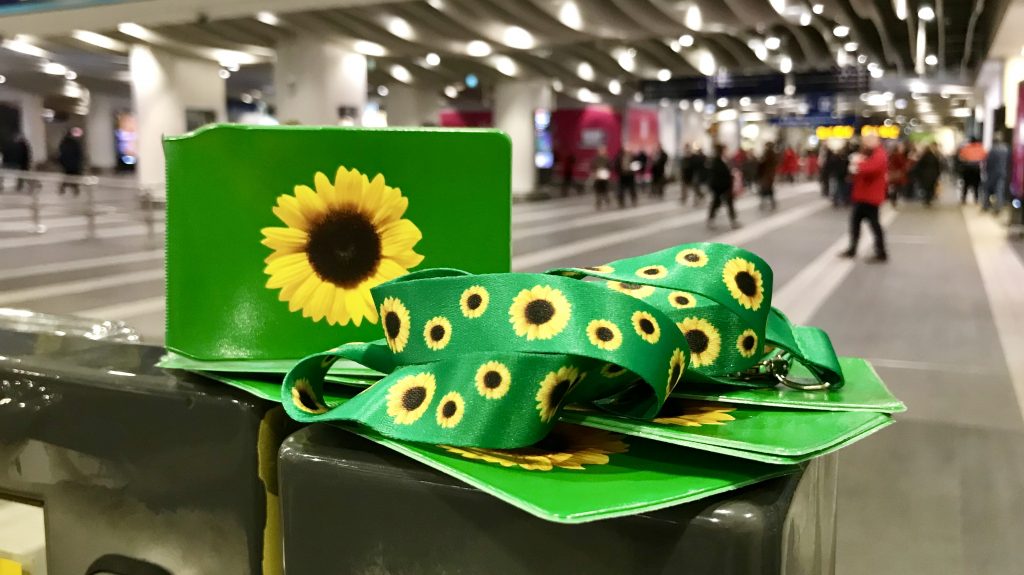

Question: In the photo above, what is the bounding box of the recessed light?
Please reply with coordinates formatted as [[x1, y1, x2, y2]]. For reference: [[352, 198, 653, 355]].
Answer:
[[765, 36, 781, 50], [717, 97, 728, 107], [493, 55, 518, 77], [42, 61, 67, 75], [844, 42, 858, 52], [390, 64, 412, 83], [833, 25, 850, 38], [577, 61, 594, 81], [657, 68, 672, 81], [679, 34, 694, 47], [218, 69, 231, 79], [559, 1, 583, 30], [503, 26, 534, 49], [444, 85, 458, 98], [608, 79, 621, 95], [425, 52, 441, 67], [466, 40, 492, 57], [812, 4, 824, 14], [386, 16, 414, 40], [256, 11, 279, 26], [925, 54, 938, 66], [353, 40, 386, 57], [918, 6, 935, 21]]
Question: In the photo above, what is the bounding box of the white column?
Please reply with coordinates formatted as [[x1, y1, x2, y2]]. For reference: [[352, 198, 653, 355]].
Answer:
[[18, 91, 47, 164], [716, 119, 740, 152], [274, 38, 367, 125], [658, 104, 679, 158], [494, 79, 552, 197], [130, 44, 226, 193], [386, 84, 440, 127], [85, 93, 119, 171]]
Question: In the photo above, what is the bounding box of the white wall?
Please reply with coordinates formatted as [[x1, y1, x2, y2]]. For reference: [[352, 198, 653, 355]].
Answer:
[[386, 84, 440, 127], [0, 86, 47, 164], [658, 104, 679, 158], [275, 37, 366, 125], [494, 79, 552, 197], [1003, 57, 1024, 130]]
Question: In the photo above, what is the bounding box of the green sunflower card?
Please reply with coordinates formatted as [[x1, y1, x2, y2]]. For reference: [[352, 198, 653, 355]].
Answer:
[[162, 125, 511, 363]]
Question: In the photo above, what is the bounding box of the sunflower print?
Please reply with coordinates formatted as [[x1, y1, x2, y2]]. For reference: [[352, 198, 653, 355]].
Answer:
[[459, 285, 490, 318], [676, 248, 709, 267], [667, 348, 685, 395], [601, 363, 629, 378], [655, 402, 737, 427], [668, 290, 698, 309], [584, 265, 615, 273], [262, 166, 424, 326], [475, 360, 512, 399], [423, 316, 453, 351], [435, 391, 465, 428], [677, 317, 721, 368], [722, 257, 765, 310], [386, 373, 436, 425], [606, 280, 656, 299], [631, 310, 661, 344], [442, 424, 628, 471], [635, 265, 668, 279], [736, 328, 759, 358], [509, 285, 572, 340], [535, 366, 583, 422], [379, 297, 411, 353], [586, 319, 624, 351], [291, 378, 329, 414]]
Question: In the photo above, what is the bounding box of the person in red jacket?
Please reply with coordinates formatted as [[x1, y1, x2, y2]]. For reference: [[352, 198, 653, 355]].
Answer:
[[840, 133, 888, 263]]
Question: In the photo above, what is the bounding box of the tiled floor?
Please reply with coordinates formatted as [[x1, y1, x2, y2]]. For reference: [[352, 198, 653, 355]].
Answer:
[[2, 180, 1022, 573]]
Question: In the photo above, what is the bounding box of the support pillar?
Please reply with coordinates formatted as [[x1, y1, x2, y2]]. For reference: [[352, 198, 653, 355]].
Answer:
[[494, 79, 553, 198], [130, 44, 226, 195], [274, 38, 366, 125], [86, 93, 120, 171], [385, 84, 440, 127], [17, 91, 47, 165]]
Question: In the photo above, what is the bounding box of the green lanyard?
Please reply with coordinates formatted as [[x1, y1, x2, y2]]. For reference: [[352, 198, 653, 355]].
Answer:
[[281, 243, 843, 449]]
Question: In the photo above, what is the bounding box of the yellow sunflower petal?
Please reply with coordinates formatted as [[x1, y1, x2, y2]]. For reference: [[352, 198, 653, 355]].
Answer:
[[359, 288, 379, 324], [272, 201, 309, 231], [374, 258, 409, 283], [261, 226, 308, 248], [265, 261, 313, 289], [315, 171, 339, 206], [293, 184, 327, 222], [373, 191, 408, 226], [345, 289, 366, 326], [287, 274, 323, 313], [264, 251, 309, 275], [328, 289, 351, 325], [380, 218, 423, 250], [306, 281, 335, 322]]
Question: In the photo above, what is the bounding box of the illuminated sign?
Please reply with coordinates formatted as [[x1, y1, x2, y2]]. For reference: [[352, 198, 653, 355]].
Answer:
[[816, 125, 900, 140]]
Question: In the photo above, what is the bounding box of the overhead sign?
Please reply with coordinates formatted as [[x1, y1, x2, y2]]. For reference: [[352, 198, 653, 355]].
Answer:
[[816, 125, 901, 140]]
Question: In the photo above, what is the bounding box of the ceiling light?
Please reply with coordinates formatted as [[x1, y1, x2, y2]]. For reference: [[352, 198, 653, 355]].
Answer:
[[615, 48, 636, 72], [768, 0, 787, 15], [765, 95, 777, 105], [669, 40, 681, 52], [748, 39, 769, 61], [717, 97, 728, 107], [493, 55, 518, 76], [503, 26, 534, 49], [353, 40, 386, 57], [390, 64, 412, 83], [42, 62, 67, 75], [679, 34, 694, 47], [465, 74, 478, 90], [117, 22, 154, 41], [718, 108, 739, 121], [765, 36, 781, 50], [608, 79, 621, 95], [693, 99, 705, 112], [256, 11, 279, 26], [837, 49, 849, 67], [633, 92, 643, 103], [857, 54, 868, 64], [444, 85, 459, 98], [812, 3, 824, 14], [909, 79, 928, 93], [685, 6, 702, 31], [918, 6, 935, 21], [427, 0, 444, 9], [559, 1, 583, 30], [799, 11, 812, 26], [833, 25, 850, 38], [552, 78, 564, 92], [71, 30, 125, 51], [576, 61, 594, 81], [844, 42, 858, 52], [466, 40, 492, 57], [740, 97, 751, 106], [657, 68, 672, 81], [386, 16, 414, 40], [925, 54, 938, 66], [377, 85, 389, 97], [64, 70, 77, 80], [218, 69, 231, 79], [0, 75, 6, 84], [785, 83, 796, 95], [894, 0, 908, 20], [425, 52, 441, 67], [679, 99, 690, 110], [576, 87, 597, 103], [951, 107, 972, 118], [870, 67, 884, 78], [3, 36, 49, 59], [697, 51, 716, 76], [780, 55, 793, 73], [240, 93, 254, 104]]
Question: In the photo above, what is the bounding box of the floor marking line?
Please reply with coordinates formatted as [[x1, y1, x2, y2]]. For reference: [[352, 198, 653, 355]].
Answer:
[[963, 206, 1024, 422], [76, 295, 165, 321], [1, 250, 163, 282], [0, 223, 164, 250], [0, 268, 165, 306]]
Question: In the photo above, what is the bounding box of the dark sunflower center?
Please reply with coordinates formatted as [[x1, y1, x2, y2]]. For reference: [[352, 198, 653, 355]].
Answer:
[[686, 330, 710, 354], [619, 282, 642, 290], [596, 326, 615, 341], [675, 295, 690, 306], [643, 268, 660, 275], [305, 208, 382, 288], [466, 293, 482, 309], [639, 318, 655, 334], [735, 271, 757, 296], [384, 312, 401, 340], [742, 335, 756, 350], [483, 370, 503, 389], [549, 379, 572, 407], [296, 387, 321, 411], [441, 400, 458, 418], [402, 386, 427, 411], [525, 299, 555, 325], [430, 324, 446, 341], [685, 253, 701, 262]]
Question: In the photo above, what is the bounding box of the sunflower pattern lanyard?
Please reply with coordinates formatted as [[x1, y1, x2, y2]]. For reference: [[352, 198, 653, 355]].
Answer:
[[281, 243, 843, 449]]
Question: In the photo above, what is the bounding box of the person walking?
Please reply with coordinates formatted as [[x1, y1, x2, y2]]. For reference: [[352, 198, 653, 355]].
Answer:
[[690, 145, 707, 205], [757, 142, 779, 211], [840, 133, 888, 263], [651, 146, 668, 198], [615, 147, 638, 208], [679, 145, 695, 204], [820, 148, 834, 198], [1, 133, 31, 193], [591, 146, 612, 210], [983, 133, 1010, 212], [916, 143, 942, 207], [707, 144, 740, 229], [888, 142, 909, 208], [58, 127, 85, 196], [957, 137, 986, 205], [560, 153, 576, 197]]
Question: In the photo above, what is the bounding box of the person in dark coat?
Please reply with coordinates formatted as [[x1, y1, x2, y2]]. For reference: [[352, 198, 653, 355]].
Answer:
[[650, 146, 668, 198], [983, 132, 1011, 212], [915, 144, 942, 207], [690, 146, 707, 205], [591, 146, 612, 210], [560, 153, 576, 197], [757, 142, 779, 211], [707, 144, 739, 229], [58, 128, 85, 196], [616, 147, 638, 208], [2, 133, 31, 192]]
